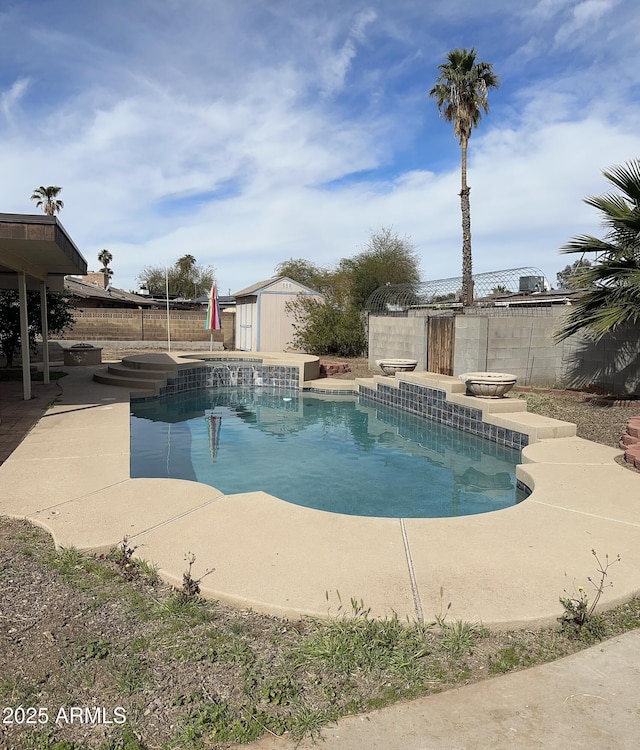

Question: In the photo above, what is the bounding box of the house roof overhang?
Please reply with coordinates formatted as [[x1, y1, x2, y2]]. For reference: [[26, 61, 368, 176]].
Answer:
[[0, 213, 88, 291]]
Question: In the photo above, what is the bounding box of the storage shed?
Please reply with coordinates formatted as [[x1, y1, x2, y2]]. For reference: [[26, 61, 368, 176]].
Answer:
[[233, 276, 323, 352]]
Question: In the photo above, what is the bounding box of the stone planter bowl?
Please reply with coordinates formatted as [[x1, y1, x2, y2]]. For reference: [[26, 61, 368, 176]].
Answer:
[[459, 371, 517, 398], [375, 358, 418, 376]]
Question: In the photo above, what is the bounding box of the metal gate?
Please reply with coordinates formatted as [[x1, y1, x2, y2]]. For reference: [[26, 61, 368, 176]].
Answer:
[[427, 315, 455, 376]]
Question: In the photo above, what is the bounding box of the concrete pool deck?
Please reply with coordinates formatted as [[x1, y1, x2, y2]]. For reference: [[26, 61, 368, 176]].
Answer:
[[1, 354, 639, 630], [2, 354, 640, 748]]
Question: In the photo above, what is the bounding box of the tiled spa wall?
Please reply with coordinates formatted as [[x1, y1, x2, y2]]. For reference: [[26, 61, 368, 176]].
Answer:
[[159, 361, 301, 397]]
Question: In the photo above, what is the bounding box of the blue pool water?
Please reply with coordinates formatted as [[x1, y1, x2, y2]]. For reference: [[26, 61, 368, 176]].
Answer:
[[130, 388, 524, 518]]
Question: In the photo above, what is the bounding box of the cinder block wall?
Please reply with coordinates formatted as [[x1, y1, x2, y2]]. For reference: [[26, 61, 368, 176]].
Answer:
[[367, 315, 429, 370], [59, 309, 234, 349], [559, 324, 640, 395], [483, 315, 562, 384], [453, 316, 488, 374], [369, 309, 640, 394]]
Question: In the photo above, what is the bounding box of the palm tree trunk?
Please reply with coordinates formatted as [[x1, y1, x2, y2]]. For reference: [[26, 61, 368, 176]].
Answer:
[[459, 137, 473, 306]]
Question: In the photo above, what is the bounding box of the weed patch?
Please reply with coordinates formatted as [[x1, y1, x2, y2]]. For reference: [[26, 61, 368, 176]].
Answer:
[[2, 518, 640, 749]]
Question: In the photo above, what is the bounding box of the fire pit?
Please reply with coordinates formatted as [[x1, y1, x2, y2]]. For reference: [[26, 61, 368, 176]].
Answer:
[[63, 343, 103, 367]]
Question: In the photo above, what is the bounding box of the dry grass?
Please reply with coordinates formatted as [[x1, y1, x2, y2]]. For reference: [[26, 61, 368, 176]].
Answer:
[[2, 517, 640, 750]]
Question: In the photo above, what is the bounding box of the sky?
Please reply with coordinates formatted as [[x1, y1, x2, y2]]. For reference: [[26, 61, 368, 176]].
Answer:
[[1, 0, 639, 296]]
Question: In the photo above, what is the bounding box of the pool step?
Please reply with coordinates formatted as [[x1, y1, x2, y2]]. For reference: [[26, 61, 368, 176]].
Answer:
[[93, 355, 179, 393], [106, 363, 169, 380], [93, 368, 164, 394]]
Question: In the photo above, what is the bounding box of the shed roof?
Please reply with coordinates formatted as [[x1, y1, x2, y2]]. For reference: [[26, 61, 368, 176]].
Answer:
[[233, 276, 321, 297]]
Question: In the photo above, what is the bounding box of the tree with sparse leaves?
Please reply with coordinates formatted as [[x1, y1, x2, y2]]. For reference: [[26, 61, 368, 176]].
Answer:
[[556, 259, 592, 290], [429, 48, 500, 306], [274, 259, 332, 294], [339, 227, 420, 310], [136, 255, 215, 298], [287, 296, 367, 357], [285, 227, 420, 356], [30, 186, 64, 216]]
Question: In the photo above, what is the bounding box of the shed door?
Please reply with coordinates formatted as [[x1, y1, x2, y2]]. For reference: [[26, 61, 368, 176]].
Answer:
[[237, 301, 254, 351], [427, 316, 455, 376]]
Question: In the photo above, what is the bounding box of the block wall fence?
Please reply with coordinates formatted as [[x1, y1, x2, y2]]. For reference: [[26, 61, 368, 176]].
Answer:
[[37, 304, 640, 395], [58, 308, 235, 349], [368, 308, 640, 395]]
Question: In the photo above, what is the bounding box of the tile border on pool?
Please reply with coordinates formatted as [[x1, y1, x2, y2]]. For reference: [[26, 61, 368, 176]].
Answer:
[[358, 380, 529, 451]]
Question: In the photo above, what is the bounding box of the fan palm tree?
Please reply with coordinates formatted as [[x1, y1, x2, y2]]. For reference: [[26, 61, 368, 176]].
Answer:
[[429, 48, 500, 306], [176, 254, 197, 275], [30, 185, 64, 216], [555, 160, 640, 342], [97, 249, 113, 271], [97, 249, 113, 280]]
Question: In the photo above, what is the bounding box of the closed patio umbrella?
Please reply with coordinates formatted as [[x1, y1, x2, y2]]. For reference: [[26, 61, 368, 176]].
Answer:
[[205, 282, 221, 349]]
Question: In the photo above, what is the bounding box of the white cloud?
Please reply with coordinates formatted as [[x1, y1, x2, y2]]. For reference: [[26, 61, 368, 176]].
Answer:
[[554, 0, 620, 47], [0, 0, 639, 295], [102, 104, 639, 294], [526, 0, 576, 23], [317, 8, 378, 96], [1, 77, 30, 123]]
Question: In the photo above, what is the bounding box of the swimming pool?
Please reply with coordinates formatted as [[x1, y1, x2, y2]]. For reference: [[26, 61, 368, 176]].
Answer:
[[130, 387, 524, 518]]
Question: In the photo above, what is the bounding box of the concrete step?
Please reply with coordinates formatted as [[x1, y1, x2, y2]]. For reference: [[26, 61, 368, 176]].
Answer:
[[93, 368, 163, 394], [120, 354, 183, 372], [106, 363, 169, 380]]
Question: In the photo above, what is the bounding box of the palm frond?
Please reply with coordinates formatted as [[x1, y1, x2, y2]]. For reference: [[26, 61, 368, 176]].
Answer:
[[556, 160, 640, 340], [560, 235, 619, 256], [602, 160, 640, 206]]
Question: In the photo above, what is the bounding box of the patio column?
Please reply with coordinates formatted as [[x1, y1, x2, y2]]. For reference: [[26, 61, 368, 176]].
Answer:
[[40, 280, 50, 384], [17, 271, 31, 401]]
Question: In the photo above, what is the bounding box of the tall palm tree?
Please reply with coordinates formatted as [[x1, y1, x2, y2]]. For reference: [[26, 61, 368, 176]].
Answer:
[[429, 48, 500, 306], [30, 185, 64, 216], [97, 249, 113, 271], [97, 249, 113, 280], [555, 160, 640, 342]]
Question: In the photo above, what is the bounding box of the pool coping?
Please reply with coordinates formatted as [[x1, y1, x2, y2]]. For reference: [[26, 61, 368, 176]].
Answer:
[[2, 353, 639, 630]]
